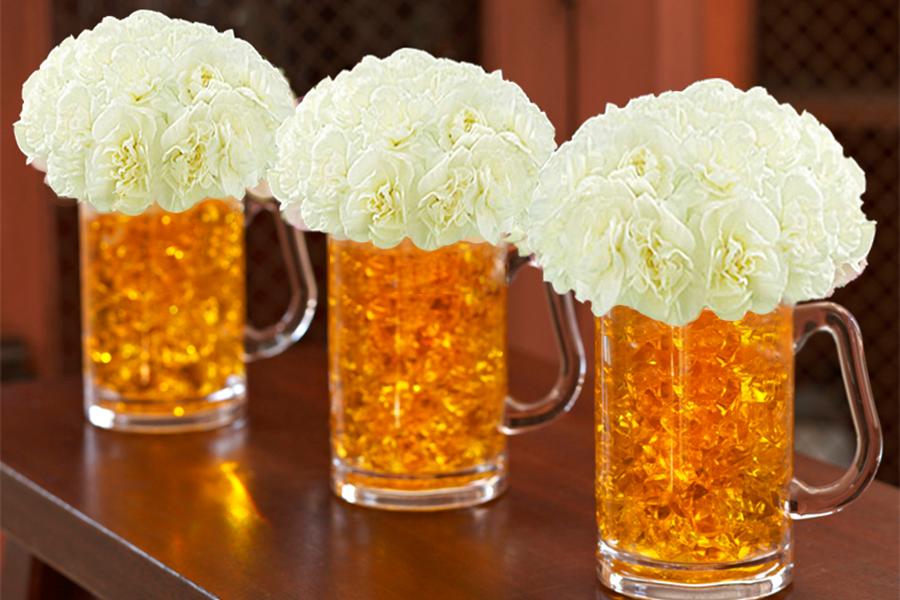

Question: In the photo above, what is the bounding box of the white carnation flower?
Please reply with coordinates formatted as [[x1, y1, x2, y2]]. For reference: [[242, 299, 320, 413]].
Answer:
[[298, 126, 352, 233], [363, 84, 425, 149], [44, 82, 94, 198], [14, 37, 76, 164], [410, 146, 479, 249], [468, 133, 536, 242], [546, 178, 633, 314], [85, 104, 162, 215], [606, 120, 681, 207], [697, 198, 787, 320], [103, 42, 175, 111], [823, 155, 875, 269], [341, 148, 416, 248], [14, 9, 295, 214], [159, 102, 222, 211], [685, 120, 767, 200], [620, 195, 703, 325], [205, 89, 274, 199], [269, 48, 555, 250], [777, 170, 835, 302], [741, 88, 804, 172]]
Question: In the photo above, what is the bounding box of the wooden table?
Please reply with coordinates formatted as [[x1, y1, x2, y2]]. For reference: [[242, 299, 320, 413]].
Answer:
[[2, 344, 898, 599]]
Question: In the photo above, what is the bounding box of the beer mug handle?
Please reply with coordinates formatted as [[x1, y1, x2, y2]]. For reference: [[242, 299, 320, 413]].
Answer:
[[789, 301, 882, 519], [243, 197, 318, 362], [501, 252, 587, 435]]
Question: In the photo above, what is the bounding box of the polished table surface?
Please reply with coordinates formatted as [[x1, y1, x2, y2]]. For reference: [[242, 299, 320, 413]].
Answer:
[[1, 343, 898, 600]]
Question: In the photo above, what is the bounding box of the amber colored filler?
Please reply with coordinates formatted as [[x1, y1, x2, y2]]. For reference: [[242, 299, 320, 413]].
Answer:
[[595, 305, 794, 584], [81, 199, 246, 416], [328, 238, 508, 491]]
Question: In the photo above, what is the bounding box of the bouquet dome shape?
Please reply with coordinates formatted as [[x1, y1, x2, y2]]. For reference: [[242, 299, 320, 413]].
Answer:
[[14, 10, 295, 214], [268, 48, 556, 250], [523, 79, 875, 326]]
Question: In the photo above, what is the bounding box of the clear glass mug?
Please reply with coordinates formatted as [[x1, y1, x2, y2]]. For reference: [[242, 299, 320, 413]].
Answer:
[[328, 237, 586, 510], [80, 197, 318, 433], [595, 303, 882, 599]]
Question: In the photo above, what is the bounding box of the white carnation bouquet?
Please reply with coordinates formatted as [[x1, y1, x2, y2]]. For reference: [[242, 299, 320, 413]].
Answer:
[[524, 79, 875, 325], [268, 48, 556, 250], [14, 10, 294, 215]]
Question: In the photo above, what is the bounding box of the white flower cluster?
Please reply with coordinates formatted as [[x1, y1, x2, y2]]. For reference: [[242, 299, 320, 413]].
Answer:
[[14, 10, 294, 214], [524, 79, 875, 325], [268, 48, 555, 250]]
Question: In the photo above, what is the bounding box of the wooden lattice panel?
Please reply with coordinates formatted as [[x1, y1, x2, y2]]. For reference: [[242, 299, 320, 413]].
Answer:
[[759, 0, 899, 91]]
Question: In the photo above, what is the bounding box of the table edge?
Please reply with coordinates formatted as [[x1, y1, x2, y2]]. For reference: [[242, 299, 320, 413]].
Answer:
[[1, 464, 215, 600]]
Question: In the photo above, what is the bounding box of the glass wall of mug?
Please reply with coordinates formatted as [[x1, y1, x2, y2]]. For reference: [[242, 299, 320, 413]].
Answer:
[[594, 303, 882, 599], [80, 197, 317, 433], [328, 237, 586, 510]]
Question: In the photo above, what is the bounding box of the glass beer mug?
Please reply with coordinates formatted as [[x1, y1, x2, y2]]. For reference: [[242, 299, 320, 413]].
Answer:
[[328, 237, 586, 510], [595, 303, 882, 599], [80, 197, 317, 432]]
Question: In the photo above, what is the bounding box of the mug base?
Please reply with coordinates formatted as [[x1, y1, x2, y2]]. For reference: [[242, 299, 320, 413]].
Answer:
[[597, 541, 792, 600], [84, 376, 247, 433], [331, 454, 508, 511]]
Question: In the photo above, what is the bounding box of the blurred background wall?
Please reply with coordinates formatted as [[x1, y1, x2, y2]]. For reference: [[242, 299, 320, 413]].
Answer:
[[2, 0, 897, 483]]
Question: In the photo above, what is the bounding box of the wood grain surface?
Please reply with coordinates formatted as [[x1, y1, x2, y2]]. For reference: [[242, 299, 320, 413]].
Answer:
[[2, 343, 897, 599]]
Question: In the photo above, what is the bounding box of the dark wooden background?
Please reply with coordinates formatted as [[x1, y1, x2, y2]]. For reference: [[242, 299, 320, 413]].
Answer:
[[1, 0, 897, 483]]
